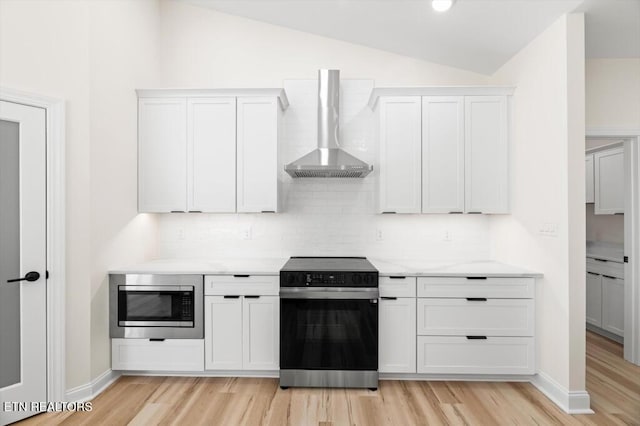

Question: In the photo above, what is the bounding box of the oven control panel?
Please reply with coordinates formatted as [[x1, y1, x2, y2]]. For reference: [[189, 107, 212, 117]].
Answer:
[[280, 271, 378, 287]]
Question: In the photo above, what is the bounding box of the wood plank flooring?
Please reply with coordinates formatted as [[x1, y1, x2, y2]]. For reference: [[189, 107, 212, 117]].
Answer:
[[18, 331, 640, 425]]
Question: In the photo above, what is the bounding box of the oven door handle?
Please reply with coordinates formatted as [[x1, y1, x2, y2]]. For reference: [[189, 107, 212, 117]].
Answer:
[[279, 288, 379, 299], [119, 285, 193, 292]]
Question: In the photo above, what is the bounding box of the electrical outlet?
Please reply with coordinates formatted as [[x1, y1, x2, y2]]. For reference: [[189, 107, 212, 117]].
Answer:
[[178, 228, 185, 240], [538, 222, 558, 237], [375, 229, 383, 241], [443, 230, 452, 241], [241, 226, 252, 240]]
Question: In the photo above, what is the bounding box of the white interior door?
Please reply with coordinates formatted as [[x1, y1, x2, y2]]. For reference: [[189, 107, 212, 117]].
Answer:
[[0, 101, 47, 425]]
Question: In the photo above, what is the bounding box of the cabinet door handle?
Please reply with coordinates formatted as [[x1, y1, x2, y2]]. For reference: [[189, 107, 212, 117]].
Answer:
[[381, 297, 397, 300], [466, 277, 487, 280], [224, 295, 240, 299], [388, 276, 406, 280], [245, 295, 260, 299], [466, 336, 487, 340], [149, 338, 165, 342], [233, 275, 250, 278], [466, 298, 487, 302]]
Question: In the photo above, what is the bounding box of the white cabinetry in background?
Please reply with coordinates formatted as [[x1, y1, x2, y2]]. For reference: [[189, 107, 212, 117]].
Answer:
[[372, 88, 512, 215], [594, 147, 624, 214], [378, 276, 417, 373], [585, 154, 594, 204], [137, 89, 288, 213], [586, 257, 624, 340], [204, 275, 279, 371]]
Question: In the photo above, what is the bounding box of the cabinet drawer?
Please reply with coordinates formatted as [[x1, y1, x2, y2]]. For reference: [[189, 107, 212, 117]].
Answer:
[[380, 276, 417, 298], [417, 277, 534, 298], [586, 258, 624, 279], [112, 338, 204, 371], [417, 299, 534, 337], [205, 275, 278, 296], [417, 336, 534, 375]]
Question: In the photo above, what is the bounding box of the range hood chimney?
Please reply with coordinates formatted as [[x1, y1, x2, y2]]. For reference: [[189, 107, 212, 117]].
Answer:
[[285, 69, 373, 178]]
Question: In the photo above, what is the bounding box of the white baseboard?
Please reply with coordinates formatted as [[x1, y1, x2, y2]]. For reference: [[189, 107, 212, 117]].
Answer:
[[121, 370, 279, 378], [65, 369, 121, 403], [532, 372, 593, 414]]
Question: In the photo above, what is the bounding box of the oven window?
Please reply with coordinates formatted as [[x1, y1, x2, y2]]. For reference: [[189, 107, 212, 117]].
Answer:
[[280, 299, 378, 370], [118, 289, 193, 323]]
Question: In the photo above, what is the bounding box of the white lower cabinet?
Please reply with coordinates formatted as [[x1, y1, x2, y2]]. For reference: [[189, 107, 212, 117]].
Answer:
[[379, 297, 416, 373], [416, 276, 535, 376], [205, 295, 279, 371], [417, 336, 534, 375], [112, 338, 204, 371], [586, 271, 603, 327], [602, 275, 624, 336]]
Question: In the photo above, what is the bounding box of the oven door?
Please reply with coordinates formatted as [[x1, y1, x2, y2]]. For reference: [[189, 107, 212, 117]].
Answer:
[[280, 288, 379, 371], [118, 285, 195, 327]]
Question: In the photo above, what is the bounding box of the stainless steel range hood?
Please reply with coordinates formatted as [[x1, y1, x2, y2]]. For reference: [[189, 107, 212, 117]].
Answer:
[[285, 70, 373, 178]]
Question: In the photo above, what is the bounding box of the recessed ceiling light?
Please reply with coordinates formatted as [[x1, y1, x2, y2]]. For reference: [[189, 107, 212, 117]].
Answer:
[[432, 0, 455, 13]]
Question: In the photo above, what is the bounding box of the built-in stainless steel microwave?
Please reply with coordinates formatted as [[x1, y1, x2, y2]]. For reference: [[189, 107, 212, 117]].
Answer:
[[109, 274, 203, 339]]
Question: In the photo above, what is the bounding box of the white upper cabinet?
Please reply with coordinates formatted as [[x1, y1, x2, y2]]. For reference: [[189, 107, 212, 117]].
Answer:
[[377, 96, 422, 214], [464, 96, 509, 214], [138, 98, 188, 212], [594, 147, 624, 214], [421, 97, 465, 213], [187, 97, 236, 212], [137, 89, 287, 213], [585, 154, 594, 204], [236, 97, 280, 213]]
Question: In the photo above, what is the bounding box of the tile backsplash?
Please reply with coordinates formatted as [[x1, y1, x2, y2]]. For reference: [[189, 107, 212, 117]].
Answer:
[[157, 79, 492, 261]]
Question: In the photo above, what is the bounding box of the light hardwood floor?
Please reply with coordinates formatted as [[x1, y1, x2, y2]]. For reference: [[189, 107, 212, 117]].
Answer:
[[18, 332, 640, 425]]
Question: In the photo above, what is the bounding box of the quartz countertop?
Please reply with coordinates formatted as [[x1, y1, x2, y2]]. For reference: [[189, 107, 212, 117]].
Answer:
[[369, 259, 542, 278], [110, 258, 541, 278], [586, 241, 624, 263]]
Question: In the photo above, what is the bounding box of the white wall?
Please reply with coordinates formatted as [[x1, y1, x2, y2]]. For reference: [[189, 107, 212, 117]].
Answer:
[[586, 58, 640, 130], [155, 0, 492, 262], [489, 13, 586, 395], [0, 0, 160, 389]]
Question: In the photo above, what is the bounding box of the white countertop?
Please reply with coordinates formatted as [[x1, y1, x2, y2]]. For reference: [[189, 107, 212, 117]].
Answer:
[[586, 241, 624, 263], [110, 258, 541, 278], [369, 259, 542, 278]]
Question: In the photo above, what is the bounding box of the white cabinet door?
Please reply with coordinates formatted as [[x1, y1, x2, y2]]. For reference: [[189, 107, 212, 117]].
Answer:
[[237, 97, 279, 213], [377, 96, 422, 214], [187, 97, 236, 212], [379, 297, 416, 373], [585, 272, 602, 327], [205, 296, 243, 370], [422, 97, 465, 213], [595, 147, 624, 214], [585, 154, 595, 204], [138, 98, 187, 212], [602, 276, 624, 336], [243, 296, 279, 370], [464, 96, 509, 214]]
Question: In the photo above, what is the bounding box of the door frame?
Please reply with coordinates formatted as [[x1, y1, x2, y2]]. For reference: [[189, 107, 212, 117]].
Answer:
[[587, 128, 640, 365], [0, 87, 66, 402]]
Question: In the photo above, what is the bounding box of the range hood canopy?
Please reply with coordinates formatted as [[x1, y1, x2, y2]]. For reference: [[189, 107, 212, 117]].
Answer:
[[285, 69, 373, 178]]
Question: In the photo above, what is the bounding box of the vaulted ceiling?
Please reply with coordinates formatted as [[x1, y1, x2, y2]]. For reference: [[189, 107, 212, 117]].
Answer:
[[180, 0, 640, 75]]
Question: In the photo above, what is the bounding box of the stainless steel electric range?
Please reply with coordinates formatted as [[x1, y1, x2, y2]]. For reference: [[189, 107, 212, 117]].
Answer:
[[279, 257, 379, 390]]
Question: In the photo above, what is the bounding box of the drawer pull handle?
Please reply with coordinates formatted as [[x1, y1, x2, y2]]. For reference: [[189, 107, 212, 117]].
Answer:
[[382, 211, 396, 214], [188, 210, 202, 213], [261, 210, 275, 213], [602, 275, 616, 279], [466, 336, 487, 340], [224, 295, 240, 299], [587, 271, 599, 276], [170, 210, 185, 213], [245, 295, 260, 299], [233, 275, 250, 278], [381, 297, 397, 300], [466, 298, 487, 301], [449, 211, 463, 214], [466, 277, 487, 280], [149, 338, 165, 342], [389, 276, 406, 279], [593, 258, 608, 262]]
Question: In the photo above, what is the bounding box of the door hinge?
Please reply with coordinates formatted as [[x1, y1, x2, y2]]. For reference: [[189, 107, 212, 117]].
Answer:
[[624, 256, 629, 263], [46, 270, 49, 279]]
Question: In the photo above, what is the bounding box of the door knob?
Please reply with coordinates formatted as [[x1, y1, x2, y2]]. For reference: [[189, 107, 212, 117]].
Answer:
[[7, 271, 40, 283]]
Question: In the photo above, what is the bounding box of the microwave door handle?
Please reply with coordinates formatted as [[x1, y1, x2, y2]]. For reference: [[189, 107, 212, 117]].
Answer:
[[119, 285, 193, 292]]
